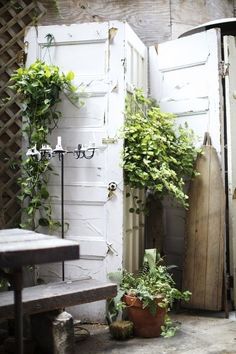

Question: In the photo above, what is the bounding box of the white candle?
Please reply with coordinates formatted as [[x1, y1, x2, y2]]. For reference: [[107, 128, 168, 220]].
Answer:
[[57, 136, 61, 147]]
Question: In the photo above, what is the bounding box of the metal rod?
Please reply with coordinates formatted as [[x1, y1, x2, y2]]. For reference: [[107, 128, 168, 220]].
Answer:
[[61, 152, 65, 281], [13, 267, 23, 354]]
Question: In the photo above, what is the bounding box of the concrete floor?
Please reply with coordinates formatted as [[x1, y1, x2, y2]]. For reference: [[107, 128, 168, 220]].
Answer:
[[75, 311, 236, 354]]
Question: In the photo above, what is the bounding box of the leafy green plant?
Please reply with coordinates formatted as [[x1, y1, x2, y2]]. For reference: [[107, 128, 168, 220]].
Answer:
[[10, 60, 80, 230], [123, 89, 200, 208], [109, 249, 191, 337]]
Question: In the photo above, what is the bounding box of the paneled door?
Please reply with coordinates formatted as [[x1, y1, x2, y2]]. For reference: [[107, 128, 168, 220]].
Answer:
[[25, 22, 126, 320]]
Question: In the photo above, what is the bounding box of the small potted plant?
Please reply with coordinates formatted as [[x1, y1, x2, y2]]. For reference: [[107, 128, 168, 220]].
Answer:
[[109, 249, 191, 338]]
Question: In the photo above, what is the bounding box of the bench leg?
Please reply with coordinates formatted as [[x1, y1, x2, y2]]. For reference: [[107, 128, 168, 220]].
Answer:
[[13, 267, 23, 354], [31, 310, 75, 354]]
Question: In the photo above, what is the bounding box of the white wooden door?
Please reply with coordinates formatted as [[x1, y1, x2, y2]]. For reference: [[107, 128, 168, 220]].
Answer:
[[123, 25, 147, 273], [149, 28, 224, 286], [25, 21, 147, 321], [25, 22, 127, 321], [224, 35, 236, 305]]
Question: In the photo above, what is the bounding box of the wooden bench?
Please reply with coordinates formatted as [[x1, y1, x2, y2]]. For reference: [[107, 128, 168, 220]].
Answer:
[[0, 278, 117, 319]]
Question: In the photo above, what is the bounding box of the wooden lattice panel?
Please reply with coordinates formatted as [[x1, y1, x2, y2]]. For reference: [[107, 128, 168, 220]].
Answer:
[[0, 0, 45, 229]]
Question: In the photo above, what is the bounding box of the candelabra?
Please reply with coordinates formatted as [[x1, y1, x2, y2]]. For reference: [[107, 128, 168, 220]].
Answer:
[[26, 137, 96, 280]]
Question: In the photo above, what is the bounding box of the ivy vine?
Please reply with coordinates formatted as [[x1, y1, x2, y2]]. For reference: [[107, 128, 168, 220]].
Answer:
[[123, 89, 200, 209], [10, 60, 80, 230]]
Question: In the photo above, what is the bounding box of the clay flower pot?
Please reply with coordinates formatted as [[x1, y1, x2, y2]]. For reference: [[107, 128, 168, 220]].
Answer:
[[123, 294, 167, 338]]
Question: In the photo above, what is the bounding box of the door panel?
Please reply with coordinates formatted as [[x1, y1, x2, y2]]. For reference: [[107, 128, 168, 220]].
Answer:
[[224, 35, 236, 305], [150, 29, 223, 155], [123, 23, 147, 272], [149, 29, 225, 302], [25, 22, 126, 321], [25, 21, 148, 320]]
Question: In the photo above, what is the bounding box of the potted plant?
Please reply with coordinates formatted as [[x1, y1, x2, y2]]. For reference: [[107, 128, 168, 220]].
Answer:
[[109, 249, 191, 338]]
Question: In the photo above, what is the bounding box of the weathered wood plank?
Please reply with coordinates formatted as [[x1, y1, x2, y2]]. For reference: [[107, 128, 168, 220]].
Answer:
[[172, 0, 234, 26], [182, 141, 225, 310], [171, 0, 234, 38], [0, 229, 79, 267], [191, 147, 210, 308], [205, 147, 225, 309], [39, 0, 233, 44], [0, 279, 117, 319], [224, 35, 236, 310], [182, 156, 200, 302], [39, 0, 171, 45]]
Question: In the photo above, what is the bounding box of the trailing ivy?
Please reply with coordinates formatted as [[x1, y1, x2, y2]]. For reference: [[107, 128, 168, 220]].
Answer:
[[123, 89, 200, 208], [10, 60, 80, 230]]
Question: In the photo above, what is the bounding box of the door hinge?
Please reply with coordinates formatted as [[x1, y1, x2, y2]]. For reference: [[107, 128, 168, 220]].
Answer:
[[121, 58, 127, 73], [106, 242, 118, 255], [102, 137, 117, 144], [109, 27, 118, 43], [219, 61, 229, 77], [226, 274, 234, 289]]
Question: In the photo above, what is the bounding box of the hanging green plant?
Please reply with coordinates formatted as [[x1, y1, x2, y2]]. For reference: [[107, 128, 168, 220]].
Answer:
[[123, 89, 200, 209], [10, 60, 81, 230]]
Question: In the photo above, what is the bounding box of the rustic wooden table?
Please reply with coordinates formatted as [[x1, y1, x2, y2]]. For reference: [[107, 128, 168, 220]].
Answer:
[[0, 228, 80, 354]]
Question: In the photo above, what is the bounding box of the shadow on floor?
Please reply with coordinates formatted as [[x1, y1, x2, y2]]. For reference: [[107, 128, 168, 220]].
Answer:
[[75, 311, 236, 354]]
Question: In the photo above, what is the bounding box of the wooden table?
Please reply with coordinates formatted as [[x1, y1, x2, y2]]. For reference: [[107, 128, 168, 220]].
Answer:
[[0, 228, 80, 354]]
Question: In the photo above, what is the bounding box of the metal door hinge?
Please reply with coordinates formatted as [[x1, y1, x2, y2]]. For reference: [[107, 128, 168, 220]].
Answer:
[[109, 27, 118, 43], [226, 274, 234, 289], [121, 58, 127, 73], [233, 188, 236, 199], [16, 50, 26, 66], [106, 242, 118, 255], [219, 61, 229, 77], [102, 137, 117, 144]]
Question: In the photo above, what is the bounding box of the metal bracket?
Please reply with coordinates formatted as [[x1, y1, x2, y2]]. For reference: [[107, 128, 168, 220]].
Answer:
[[219, 61, 229, 77], [233, 188, 236, 199], [106, 242, 118, 255], [102, 137, 117, 144], [109, 27, 118, 42], [226, 274, 234, 289]]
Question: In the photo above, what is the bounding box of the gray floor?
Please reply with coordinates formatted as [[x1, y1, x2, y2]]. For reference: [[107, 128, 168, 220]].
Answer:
[[75, 311, 236, 354]]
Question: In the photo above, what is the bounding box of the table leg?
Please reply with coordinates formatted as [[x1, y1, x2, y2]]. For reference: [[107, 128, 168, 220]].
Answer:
[[13, 267, 23, 354]]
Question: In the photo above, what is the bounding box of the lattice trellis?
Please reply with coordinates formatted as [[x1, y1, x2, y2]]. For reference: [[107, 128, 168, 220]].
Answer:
[[0, 0, 45, 229]]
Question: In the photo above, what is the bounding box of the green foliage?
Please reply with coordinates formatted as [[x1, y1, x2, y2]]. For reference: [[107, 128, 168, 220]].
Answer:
[[11, 60, 79, 141], [161, 314, 179, 338], [123, 89, 200, 208], [10, 60, 80, 230], [108, 249, 191, 337]]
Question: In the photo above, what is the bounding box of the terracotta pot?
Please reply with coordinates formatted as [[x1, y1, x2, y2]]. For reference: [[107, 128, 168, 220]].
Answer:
[[123, 294, 166, 338]]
